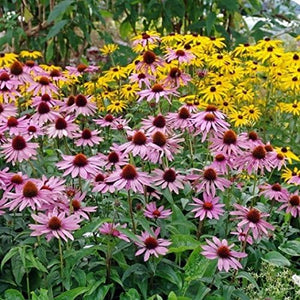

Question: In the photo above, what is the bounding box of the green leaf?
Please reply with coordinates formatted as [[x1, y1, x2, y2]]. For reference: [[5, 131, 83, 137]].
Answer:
[[1, 247, 19, 270], [168, 235, 200, 253], [11, 256, 25, 285], [4, 289, 24, 300], [168, 292, 177, 300], [31, 289, 49, 300], [55, 287, 89, 300], [47, 0, 74, 23], [279, 241, 300, 256], [46, 20, 68, 40], [206, 12, 216, 35], [262, 251, 291, 267], [120, 20, 132, 40], [236, 271, 259, 290], [122, 264, 148, 282], [120, 288, 141, 300], [26, 251, 48, 273], [156, 264, 182, 289], [74, 217, 111, 238]]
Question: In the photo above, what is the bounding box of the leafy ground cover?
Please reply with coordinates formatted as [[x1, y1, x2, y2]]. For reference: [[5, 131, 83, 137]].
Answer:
[[0, 32, 299, 299]]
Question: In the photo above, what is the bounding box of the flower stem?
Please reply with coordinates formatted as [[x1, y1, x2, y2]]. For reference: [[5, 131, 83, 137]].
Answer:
[[105, 240, 113, 284], [196, 219, 204, 240], [128, 190, 136, 234], [58, 238, 64, 287]]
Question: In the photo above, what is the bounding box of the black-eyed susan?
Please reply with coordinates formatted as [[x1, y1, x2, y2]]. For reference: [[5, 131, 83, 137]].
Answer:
[[280, 101, 300, 115], [217, 97, 237, 114], [281, 167, 300, 182], [19, 50, 42, 59], [100, 44, 119, 56], [229, 111, 249, 127], [0, 52, 18, 67], [201, 85, 227, 103], [107, 100, 127, 113], [231, 43, 255, 58], [274, 146, 299, 164], [204, 36, 226, 52], [121, 83, 140, 99], [254, 45, 284, 64], [241, 104, 261, 122], [235, 86, 255, 102], [104, 66, 128, 81], [207, 52, 233, 69], [281, 74, 300, 91]]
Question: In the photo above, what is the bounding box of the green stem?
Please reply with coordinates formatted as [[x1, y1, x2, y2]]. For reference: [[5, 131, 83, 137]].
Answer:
[[26, 270, 30, 300], [58, 238, 64, 285], [196, 219, 204, 240], [128, 190, 136, 234]]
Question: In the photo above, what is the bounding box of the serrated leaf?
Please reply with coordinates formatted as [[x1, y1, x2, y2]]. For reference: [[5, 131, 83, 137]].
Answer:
[[54, 287, 89, 300], [4, 289, 24, 300], [47, 0, 74, 23], [279, 240, 300, 256], [262, 251, 291, 267], [26, 251, 48, 273], [46, 20, 68, 40], [1, 247, 19, 270]]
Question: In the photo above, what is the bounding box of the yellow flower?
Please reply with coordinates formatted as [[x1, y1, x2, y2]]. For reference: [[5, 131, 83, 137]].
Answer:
[[217, 97, 237, 114], [229, 111, 249, 127], [120, 84, 139, 99], [104, 66, 128, 81], [100, 44, 119, 55], [254, 46, 284, 64], [241, 104, 261, 122], [204, 36, 226, 52], [280, 74, 300, 91], [200, 85, 227, 103], [0, 52, 18, 67], [107, 100, 127, 113], [274, 147, 299, 164], [207, 53, 232, 69], [234, 86, 255, 103], [19, 50, 42, 59], [281, 167, 300, 182], [231, 43, 255, 58]]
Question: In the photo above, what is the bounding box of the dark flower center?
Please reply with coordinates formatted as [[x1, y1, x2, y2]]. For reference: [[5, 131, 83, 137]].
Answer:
[[203, 201, 213, 210], [178, 107, 190, 119], [7, 116, 18, 127], [210, 86, 216, 92], [75, 94, 87, 107], [203, 168, 217, 181], [41, 94, 51, 101], [153, 115, 166, 128], [0, 72, 10, 81], [175, 50, 185, 57], [138, 73, 146, 79], [12, 136, 26, 150], [163, 169, 176, 182], [39, 76, 50, 85], [281, 147, 287, 153], [246, 208, 260, 223], [50, 69, 61, 77], [72, 199, 81, 211], [25, 60, 35, 67], [132, 131, 147, 145], [252, 146, 266, 159], [152, 209, 161, 217], [48, 216, 61, 230], [38, 102, 50, 114], [276, 153, 284, 160], [81, 129, 92, 139], [77, 63, 87, 72], [204, 113, 216, 121], [142, 32, 150, 39], [292, 76, 298, 82], [215, 154, 225, 162], [146, 186, 155, 193], [206, 105, 217, 112], [265, 144, 273, 152], [104, 114, 114, 122], [108, 151, 119, 163], [121, 164, 137, 180], [144, 236, 158, 249], [23, 181, 38, 198], [143, 51, 156, 65], [95, 173, 105, 182], [55, 118, 67, 130], [271, 183, 281, 191], [217, 54, 223, 59], [248, 131, 258, 141], [290, 195, 300, 206], [223, 130, 237, 145], [152, 131, 167, 147], [151, 84, 164, 93], [73, 154, 88, 167], [169, 67, 181, 78], [67, 96, 75, 106], [217, 245, 230, 258], [10, 61, 23, 75], [11, 174, 23, 184], [293, 54, 299, 60], [28, 125, 37, 133]]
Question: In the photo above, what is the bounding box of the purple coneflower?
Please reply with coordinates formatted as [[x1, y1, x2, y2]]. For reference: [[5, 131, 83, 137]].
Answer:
[[0, 103, 17, 121], [46, 115, 79, 139], [231, 228, 253, 245], [73, 128, 103, 147], [27, 76, 58, 95], [166, 106, 195, 133], [141, 114, 170, 135], [136, 50, 164, 74], [259, 182, 289, 202], [66, 94, 97, 117], [152, 168, 185, 194], [0, 115, 28, 135], [278, 193, 300, 217], [1, 135, 38, 164], [66, 63, 98, 76], [165, 48, 195, 64], [230, 204, 274, 240], [31, 101, 60, 125], [135, 227, 171, 261], [94, 114, 121, 128], [98, 146, 129, 170], [56, 153, 102, 179], [106, 164, 150, 193], [32, 93, 61, 108], [209, 153, 232, 174], [163, 67, 191, 88], [99, 222, 130, 242], [9, 61, 33, 84], [29, 208, 81, 242], [201, 237, 247, 272], [0, 71, 19, 90], [144, 202, 172, 219], [191, 193, 225, 220], [25, 122, 44, 138], [92, 172, 118, 194], [129, 72, 155, 88]]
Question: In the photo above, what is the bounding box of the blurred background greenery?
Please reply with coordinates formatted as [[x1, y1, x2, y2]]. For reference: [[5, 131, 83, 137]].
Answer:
[[0, 0, 299, 65]]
